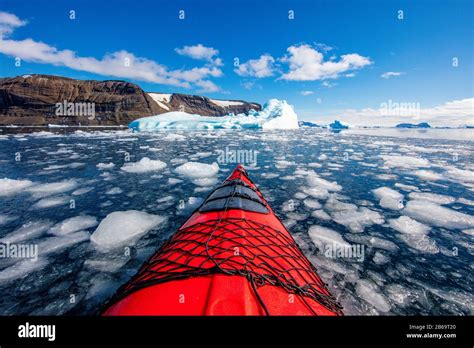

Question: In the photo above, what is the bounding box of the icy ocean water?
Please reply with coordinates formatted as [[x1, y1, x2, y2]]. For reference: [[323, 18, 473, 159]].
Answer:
[[0, 128, 473, 315]]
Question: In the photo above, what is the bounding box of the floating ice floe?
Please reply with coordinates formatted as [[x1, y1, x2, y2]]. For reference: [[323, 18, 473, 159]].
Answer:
[[175, 162, 219, 179], [128, 99, 299, 131], [120, 157, 167, 173], [355, 279, 391, 313], [380, 155, 430, 169], [444, 167, 474, 186], [372, 251, 390, 265], [308, 225, 351, 250], [49, 215, 98, 236], [388, 216, 439, 254], [332, 207, 384, 233], [32, 195, 70, 209], [407, 192, 455, 205], [413, 170, 443, 181], [0, 178, 33, 196], [0, 258, 49, 283], [373, 187, 404, 210], [96, 162, 115, 170], [38, 231, 90, 256], [0, 220, 53, 244], [27, 180, 78, 198], [162, 133, 186, 141], [402, 200, 474, 230], [106, 187, 123, 195], [91, 210, 167, 250]]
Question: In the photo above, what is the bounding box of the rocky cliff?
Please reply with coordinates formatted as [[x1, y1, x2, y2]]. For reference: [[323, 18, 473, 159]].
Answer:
[[0, 75, 261, 126]]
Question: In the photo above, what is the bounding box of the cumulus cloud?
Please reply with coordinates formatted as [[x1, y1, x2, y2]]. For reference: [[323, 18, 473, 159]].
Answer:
[[0, 12, 222, 91], [337, 98, 474, 127], [300, 90, 314, 96], [175, 44, 222, 66], [0, 11, 26, 35], [381, 71, 404, 79], [234, 54, 275, 78], [280, 44, 372, 81]]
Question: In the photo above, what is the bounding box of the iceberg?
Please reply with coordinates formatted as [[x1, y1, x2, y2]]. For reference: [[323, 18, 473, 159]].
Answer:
[[128, 99, 299, 131]]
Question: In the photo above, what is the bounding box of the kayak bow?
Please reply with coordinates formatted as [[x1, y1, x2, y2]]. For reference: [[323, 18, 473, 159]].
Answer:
[[103, 164, 343, 316]]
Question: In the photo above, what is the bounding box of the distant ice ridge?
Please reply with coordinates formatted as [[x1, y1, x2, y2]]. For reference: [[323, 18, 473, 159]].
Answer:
[[128, 99, 299, 131]]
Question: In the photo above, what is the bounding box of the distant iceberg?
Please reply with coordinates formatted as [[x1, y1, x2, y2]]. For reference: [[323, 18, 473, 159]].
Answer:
[[129, 99, 299, 131]]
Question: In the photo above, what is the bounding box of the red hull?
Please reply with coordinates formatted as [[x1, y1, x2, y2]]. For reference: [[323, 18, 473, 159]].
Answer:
[[103, 165, 342, 316]]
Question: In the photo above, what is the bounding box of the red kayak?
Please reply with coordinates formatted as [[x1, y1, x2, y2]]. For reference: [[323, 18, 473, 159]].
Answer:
[[103, 164, 342, 316]]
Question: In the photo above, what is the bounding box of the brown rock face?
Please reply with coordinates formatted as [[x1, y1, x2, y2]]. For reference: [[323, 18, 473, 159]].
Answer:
[[0, 75, 261, 126], [164, 93, 261, 116], [0, 75, 164, 125]]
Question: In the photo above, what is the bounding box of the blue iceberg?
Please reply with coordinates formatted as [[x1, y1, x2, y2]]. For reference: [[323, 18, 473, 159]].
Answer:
[[129, 99, 299, 131]]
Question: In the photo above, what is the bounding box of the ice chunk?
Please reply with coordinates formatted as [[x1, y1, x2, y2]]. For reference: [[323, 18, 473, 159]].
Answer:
[[307, 174, 342, 192], [0, 258, 49, 282], [49, 215, 98, 236], [120, 157, 167, 173], [414, 170, 443, 181], [355, 279, 391, 312], [162, 133, 186, 141], [389, 216, 430, 235], [32, 195, 70, 209], [167, 178, 183, 185], [38, 231, 90, 255], [394, 183, 419, 192], [445, 168, 474, 184], [408, 192, 455, 205], [332, 207, 384, 233], [463, 229, 474, 236], [1, 220, 53, 243], [389, 216, 438, 254], [175, 162, 219, 179], [106, 187, 123, 195], [303, 199, 322, 209], [96, 162, 115, 170], [27, 180, 78, 198], [373, 187, 404, 210], [308, 225, 351, 250], [128, 99, 299, 131], [380, 155, 430, 169], [403, 200, 474, 230], [373, 251, 390, 265], [0, 178, 33, 196], [91, 210, 167, 250], [192, 177, 218, 187], [311, 209, 331, 220]]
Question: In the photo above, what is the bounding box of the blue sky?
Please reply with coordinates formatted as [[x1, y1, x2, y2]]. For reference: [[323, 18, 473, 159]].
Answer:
[[0, 0, 472, 125]]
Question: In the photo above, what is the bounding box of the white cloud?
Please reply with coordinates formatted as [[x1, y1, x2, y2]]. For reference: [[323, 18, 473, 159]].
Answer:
[[280, 44, 372, 81], [322, 81, 337, 88], [194, 79, 220, 93], [234, 54, 275, 78], [381, 71, 404, 79], [337, 98, 474, 127], [0, 12, 222, 91], [300, 90, 314, 96], [0, 12, 26, 35], [175, 44, 222, 66]]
